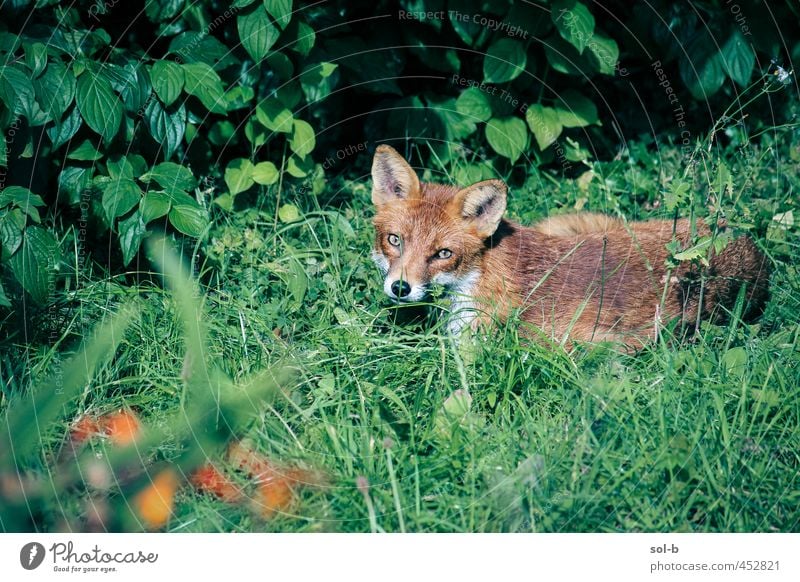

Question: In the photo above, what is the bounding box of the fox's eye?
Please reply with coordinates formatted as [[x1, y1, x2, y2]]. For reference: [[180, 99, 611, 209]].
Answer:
[[387, 234, 401, 247], [436, 248, 453, 259]]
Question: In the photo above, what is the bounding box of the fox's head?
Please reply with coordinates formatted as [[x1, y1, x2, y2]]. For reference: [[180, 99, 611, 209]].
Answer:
[[371, 144, 507, 302]]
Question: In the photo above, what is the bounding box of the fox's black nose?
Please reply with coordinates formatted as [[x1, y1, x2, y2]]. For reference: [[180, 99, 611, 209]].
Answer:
[[391, 280, 411, 298]]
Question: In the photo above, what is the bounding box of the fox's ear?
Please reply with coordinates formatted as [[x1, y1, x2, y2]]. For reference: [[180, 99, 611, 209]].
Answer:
[[371, 145, 420, 206], [455, 180, 507, 238]]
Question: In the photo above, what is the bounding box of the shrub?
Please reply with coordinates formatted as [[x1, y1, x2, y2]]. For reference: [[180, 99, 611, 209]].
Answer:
[[0, 0, 794, 308]]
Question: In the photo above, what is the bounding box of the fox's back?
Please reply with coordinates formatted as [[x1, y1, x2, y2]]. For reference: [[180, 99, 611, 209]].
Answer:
[[479, 216, 769, 345]]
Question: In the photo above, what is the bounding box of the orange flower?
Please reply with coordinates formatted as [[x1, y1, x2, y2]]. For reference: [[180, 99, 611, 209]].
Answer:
[[255, 477, 294, 519], [227, 441, 273, 477], [101, 409, 141, 445], [70, 415, 101, 444], [227, 440, 327, 519], [133, 469, 179, 530], [190, 464, 243, 502]]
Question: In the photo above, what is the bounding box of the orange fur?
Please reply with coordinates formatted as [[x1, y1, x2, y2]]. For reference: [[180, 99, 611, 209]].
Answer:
[[371, 145, 770, 348], [534, 212, 622, 236]]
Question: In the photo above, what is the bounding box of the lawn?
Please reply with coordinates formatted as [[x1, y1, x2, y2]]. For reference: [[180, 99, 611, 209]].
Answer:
[[2, 129, 798, 532]]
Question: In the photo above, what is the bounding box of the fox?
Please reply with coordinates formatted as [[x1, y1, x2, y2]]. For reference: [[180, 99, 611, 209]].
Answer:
[[370, 144, 770, 348]]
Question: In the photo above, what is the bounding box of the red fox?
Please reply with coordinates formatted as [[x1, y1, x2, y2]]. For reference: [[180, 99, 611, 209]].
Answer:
[[370, 144, 770, 348]]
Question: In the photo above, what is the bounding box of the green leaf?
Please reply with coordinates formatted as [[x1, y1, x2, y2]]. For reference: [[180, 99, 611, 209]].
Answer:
[[286, 155, 311, 178], [526, 105, 563, 150], [285, 258, 307, 304], [544, 35, 592, 75], [483, 39, 527, 84], [0, 31, 20, 53], [0, 187, 43, 224], [144, 0, 183, 21], [213, 193, 234, 211], [289, 119, 315, 157], [141, 162, 197, 193], [586, 34, 619, 75], [434, 97, 477, 140], [456, 87, 492, 122], [146, 98, 186, 160], [334, 213, 355, 238], [76, 71, 123, 143], [33, 61, 76, 120], [714, 161, 733, 198], [680, 34, 726, 99], [53, 29, 110, 59], [126, 154, 148, 176], [238, 5, 280, 62], [48, 106, 82, 150], [224, 85, 255, 111], [150, 60, 185, 106], [245, 118, 267, 147], [102, 178, 142, 222], [169, 205, 209, 237], [442, 389, 472, 418], [107, 155, 135, 180], [182, 62, 227, 113], [161, 188, 196, 207], [169, 32, 235, 68], [57, 166, 93, 206], [255, 98, 293, 132], [265, 0, 293, 29], [0, 65, 36, 118], [0, 185, 46, 209], [410, 44, 461, 74], [712, 230, 733, 255], [118, 211, 147, 266], [278, 203, 301, 223], [448, 2, 485, 46], [252, 161, 279, 185], [0, 281, 10, 307], [485, 116, 528, 163], [554, 90, 598, 128], [453, 164, 495, 186], [664, 180, 690, 212], [293, 20, 315, 56], [208, 120, 236, 146], [0, 208, 25, 260], [552, 0, 595, 54], [24, 42, 48, 78], [721, 31, 755, 87], [140, 191, 171, 223], [266, 52, 294, 80], [225, 158, 255, 195], [300, 62, 338, 102], [119, 63, 152, 113], [722, 346, 747, 378], [317, 374, 335, 395], [673, 236, 713, 264], [67, 139, 103, 161], [9, 226, 59, 304]]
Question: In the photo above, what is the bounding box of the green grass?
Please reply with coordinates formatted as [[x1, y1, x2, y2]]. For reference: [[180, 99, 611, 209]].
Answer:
[[2, 129, 800, 532]]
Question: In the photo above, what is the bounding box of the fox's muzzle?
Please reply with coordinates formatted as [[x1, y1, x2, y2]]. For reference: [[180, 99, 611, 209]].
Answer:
[[383, 276, 427, 302]]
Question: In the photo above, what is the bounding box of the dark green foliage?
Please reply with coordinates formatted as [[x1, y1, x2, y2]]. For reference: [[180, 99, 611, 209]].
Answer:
[[2, 0, 797, 307]]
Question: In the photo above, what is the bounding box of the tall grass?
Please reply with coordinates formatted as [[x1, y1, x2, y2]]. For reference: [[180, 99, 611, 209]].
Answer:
[[2, 112, 799, 531]]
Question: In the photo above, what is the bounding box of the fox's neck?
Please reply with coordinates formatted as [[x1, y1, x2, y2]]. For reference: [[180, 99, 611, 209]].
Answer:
[[482, 219, 546, 276], [449, 220, 546, 327]]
